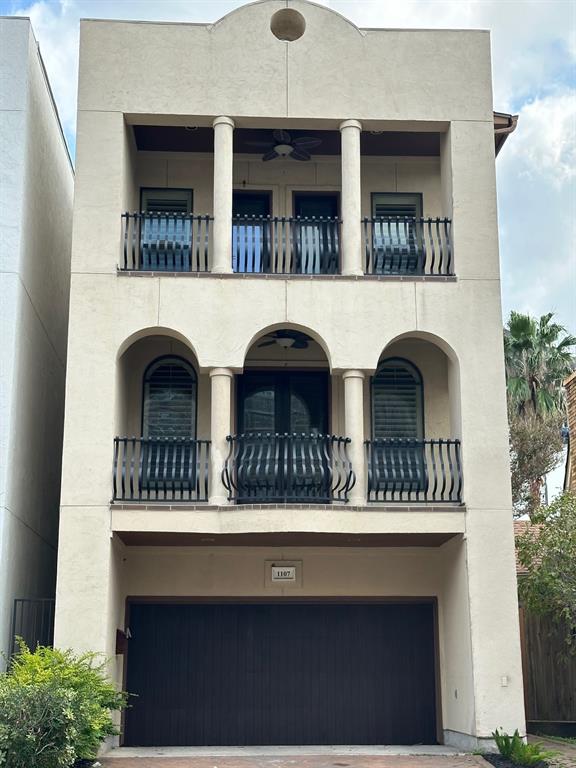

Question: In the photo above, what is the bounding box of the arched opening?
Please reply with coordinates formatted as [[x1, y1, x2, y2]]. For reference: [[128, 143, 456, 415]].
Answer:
[[222, 326, 353, 503], [240, 326, 330, 436], [114, 334, 209, 502], [366, 336, 462, 503]]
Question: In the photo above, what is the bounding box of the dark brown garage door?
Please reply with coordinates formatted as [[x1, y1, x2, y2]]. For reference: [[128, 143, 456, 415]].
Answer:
[[124, 602, 437, 746]]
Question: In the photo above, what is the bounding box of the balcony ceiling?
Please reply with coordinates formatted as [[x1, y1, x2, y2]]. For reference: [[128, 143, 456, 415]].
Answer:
[[116, 531, 459, 547], [133, 125, 442, 156]]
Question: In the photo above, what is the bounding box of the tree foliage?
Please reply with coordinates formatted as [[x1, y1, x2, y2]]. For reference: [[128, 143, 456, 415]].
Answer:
[[504, 311, 574, 511], [0, 643, 128, 767], [517, 492, 576, 651], [504, 311, 575, 417], [509, 409, 564, 516]]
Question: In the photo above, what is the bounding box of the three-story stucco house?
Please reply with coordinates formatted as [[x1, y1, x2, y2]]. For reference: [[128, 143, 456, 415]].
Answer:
[[0, 17, 73, 663], [54, 0, 525, 749]]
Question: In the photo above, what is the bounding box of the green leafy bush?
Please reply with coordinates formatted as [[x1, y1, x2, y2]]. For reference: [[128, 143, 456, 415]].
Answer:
[[492, 729, 558, 766], [0, 677, 76, 768], [0, 642, 127, 766]]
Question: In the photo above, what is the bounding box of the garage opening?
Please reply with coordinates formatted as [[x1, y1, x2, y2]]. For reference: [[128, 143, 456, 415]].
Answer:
[[124, 601, 438, 746]]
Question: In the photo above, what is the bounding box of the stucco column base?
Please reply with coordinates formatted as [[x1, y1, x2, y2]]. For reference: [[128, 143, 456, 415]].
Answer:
[[339, 119, 363, 277], [212, 116, 234, 274], [209, 367, 234, 505], [343, 369, 366, 505], [444, 730, 499, 752]]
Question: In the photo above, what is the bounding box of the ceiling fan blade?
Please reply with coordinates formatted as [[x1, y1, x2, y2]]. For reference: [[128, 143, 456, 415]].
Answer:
[[292, 340, 309, 349], [244, 140, 275, 148], [273, 129, 291, 144], [262, 149, 279, 162], [290, 148, 311, 161], [292, 137, 322, 149], [258, 339, 277, 347]]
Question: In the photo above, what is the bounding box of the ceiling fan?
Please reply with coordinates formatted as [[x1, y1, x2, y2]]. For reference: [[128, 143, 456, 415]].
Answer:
[[258, 330, 311, 349], [246, 129, 322, 162]]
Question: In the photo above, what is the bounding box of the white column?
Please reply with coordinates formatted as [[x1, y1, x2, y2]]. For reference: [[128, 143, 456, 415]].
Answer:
[[343, 369, 366, 505], [209, 367, 234, 505], [212, 116, 235, 274], [339, 119, 363, 276]]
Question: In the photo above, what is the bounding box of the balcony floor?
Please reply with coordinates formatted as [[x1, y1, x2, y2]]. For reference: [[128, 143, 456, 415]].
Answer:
[[110, 501, 466, 546]]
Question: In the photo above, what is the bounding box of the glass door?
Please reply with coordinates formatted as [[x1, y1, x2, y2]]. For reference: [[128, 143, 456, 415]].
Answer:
[[237, 372, 329, 501], [293, 193, 339, 274], [232, 191, 271, 272]]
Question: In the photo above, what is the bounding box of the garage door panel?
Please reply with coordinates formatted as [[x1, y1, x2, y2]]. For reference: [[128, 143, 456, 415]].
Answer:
[[124, 602, 437, 746]]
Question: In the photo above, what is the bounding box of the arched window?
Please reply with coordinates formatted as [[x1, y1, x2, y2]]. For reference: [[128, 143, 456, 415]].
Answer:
[[372, 358, 424, 439], [142, 357, 197, 439]]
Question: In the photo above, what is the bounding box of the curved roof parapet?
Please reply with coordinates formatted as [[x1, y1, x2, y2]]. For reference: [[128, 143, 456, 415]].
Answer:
[[211, 0, 365, 37], [494, 111, 519, 156]]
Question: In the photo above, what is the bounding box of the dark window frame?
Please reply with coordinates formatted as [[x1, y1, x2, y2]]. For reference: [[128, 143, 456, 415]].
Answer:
[[292, 191, 341, 218], [139, 187, 194, 213], [141, 354, 198, 439], [371, 191, 423, 219], [371, 356, 425, 439], [232, 189, 273, 216]]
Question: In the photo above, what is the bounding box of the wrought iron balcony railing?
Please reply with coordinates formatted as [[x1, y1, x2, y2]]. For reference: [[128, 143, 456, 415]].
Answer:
[[365, 438, 462, 503], [233, 216, 341, 274], [113, 437, 210, 502], [121, 213, 213, 272], [222, 433, 355, 503], [363, 217, 453, 276]]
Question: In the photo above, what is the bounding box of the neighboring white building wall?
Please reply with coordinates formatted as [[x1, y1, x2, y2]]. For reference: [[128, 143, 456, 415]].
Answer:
[[0, 17, 73, 659]]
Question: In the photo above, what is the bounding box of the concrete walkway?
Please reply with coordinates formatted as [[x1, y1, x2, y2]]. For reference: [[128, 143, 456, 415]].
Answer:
[[100, 750, 489, 768], [528, 736, 576, 768]]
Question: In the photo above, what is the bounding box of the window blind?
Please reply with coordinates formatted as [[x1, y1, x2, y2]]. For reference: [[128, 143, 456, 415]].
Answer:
[[372, 360, 423, 439], [142, 189, 192, 214], [372, 193, 422, 219], [143, 359, 196, 438]]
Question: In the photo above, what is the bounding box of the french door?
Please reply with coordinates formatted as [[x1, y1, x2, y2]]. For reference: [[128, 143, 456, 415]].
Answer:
[[232, 191, 271, 272], [236, 372, 330, 502], [293, 193, 339, 274]]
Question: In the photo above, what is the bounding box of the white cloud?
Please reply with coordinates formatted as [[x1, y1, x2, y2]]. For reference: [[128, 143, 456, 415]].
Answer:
[[497, 88, 576, 331], [500, 90, 575, 184], [8, 0, 576, 332]]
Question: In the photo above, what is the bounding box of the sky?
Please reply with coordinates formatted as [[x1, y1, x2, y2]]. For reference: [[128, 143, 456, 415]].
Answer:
[[1, 0, 575, 333]]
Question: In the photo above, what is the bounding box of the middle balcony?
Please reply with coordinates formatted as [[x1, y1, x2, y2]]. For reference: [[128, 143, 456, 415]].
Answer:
[[112, 328, 462, 508]]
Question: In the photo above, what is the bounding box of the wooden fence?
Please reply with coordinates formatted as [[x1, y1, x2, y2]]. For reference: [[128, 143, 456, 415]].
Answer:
[[519, 607, 576, 736]]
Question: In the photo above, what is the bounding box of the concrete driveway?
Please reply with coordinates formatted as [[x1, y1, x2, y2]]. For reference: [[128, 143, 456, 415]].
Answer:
[[100, 751, 490, 768]]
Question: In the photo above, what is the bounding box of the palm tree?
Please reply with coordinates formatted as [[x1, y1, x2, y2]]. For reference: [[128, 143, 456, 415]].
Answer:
[[504, 312, 576, 416]]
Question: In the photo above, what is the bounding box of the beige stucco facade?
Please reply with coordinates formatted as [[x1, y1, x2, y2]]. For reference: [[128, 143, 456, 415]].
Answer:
[[0, 18, 73, 662], [55, 0, 524, 750]]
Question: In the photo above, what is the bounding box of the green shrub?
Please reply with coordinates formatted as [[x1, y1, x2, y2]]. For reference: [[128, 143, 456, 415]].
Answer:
[[492, 729, 558, 766], [3, 642, 127, 763], [0, 676, 76, 768]]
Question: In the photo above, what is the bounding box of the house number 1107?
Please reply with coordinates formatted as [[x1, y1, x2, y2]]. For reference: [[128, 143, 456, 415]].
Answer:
[[271, 566, 296, 582]]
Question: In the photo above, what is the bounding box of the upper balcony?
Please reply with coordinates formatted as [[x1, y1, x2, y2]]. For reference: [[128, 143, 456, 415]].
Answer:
[[118, 121, 454, 279]]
